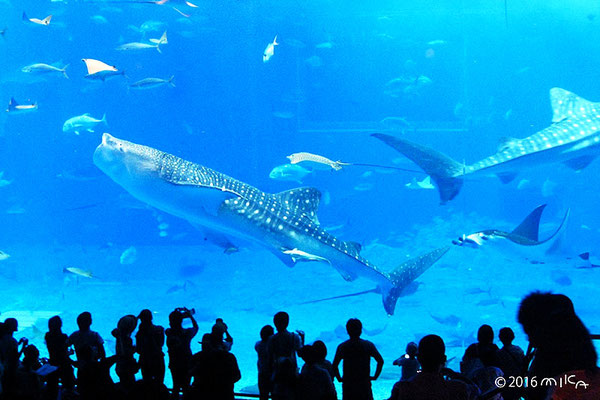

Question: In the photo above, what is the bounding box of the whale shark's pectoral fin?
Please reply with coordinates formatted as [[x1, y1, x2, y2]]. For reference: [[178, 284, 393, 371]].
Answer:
[[332, 265, 357, 282], [275, 187, 321, 224], [563, 156, 596, 171], [496, 172, 518, 184], [189, 223, 238, 252]]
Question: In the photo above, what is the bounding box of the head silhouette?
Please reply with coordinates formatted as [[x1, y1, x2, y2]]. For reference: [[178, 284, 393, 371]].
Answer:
[[48, 316, 62, 332], [477, 324, 494, 344], [138, 309, 153, 324], [312, 340, 328, 362], [260, 325, 274, 341], [406, 342, 418, 357], [77, 312, 92, 330], [4, 318, 18, 333], [346, 318, 362, 339], [273, 311, 289, 332], [169, 311, 183, 329], [417, 334, 446, 372], [499, 327, 515, 346]]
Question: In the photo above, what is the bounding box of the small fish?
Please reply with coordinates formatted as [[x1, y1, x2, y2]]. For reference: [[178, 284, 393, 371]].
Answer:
[[223, 246, 239, 255], [269, 164, 311, 183], [427, 39, 448, 46], [129, 76, 175, 90], [22, 12, 52, 26], [6, 98, 38, 113], [0, 171, 12, 187], [166, 281, 187, 294], [82, 58, 124, 81], [353, 183, 374, 192], [149, 31, 168, 45], [116, 42, 162, 53], [62, 113, 107, 135], [282, 248, 331, 264], [120, 246, 137, 265], [405, 176, 435, 190], [129, 20, 166, 34], [287, 152, 349, 171], [22, 63, 69, 79], [263, 35, 278, 63], [90, 15, 108, 24], [0, 250, 10, 261], [430, 314, 462, 327], [63, 267, 93, 278], [155, 0, 199, 7], [315, 41, 334, 49]]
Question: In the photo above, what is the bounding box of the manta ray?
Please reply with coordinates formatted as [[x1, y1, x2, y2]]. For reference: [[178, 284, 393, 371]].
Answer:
[[93, 134, 449, 315], [374, 88, 600, 204], [453, 204, 570, 261]]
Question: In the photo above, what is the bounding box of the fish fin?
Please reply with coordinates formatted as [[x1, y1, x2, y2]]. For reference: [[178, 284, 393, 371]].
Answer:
[[383, 246, 450, 315], [563, 156, 596, 171], [156, 43, 161, 53], [161, 31, 168, 44], [101, 113, 108, 126], [273, 250, 297, 268], [544, 209, 570, 254], [168, 76, 175, 88], [172, 7, 191, 17], [275, 187, 321, 224], [273, 35, 278, 45], [43, 15, 52, 25], [497, 137, 519, 152], [550, 87, 596, 123], [345, 241, 362, 253], [62, 64, 69, 79], [496, 172, 518, 184], [372, 133, 464, 204], [185, 1, 199, 7], [9, 97, 18, 106], [511, 204, 547, 241], [22, 12, 28, 22]]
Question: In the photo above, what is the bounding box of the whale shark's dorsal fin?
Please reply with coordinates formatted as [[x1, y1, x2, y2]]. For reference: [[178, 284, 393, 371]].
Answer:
[[550, 88, 597, 123], [511, 204, 547, 241], [275, 187, 321, 224]]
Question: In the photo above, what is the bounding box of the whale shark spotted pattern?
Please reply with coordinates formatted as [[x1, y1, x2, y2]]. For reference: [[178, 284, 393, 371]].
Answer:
[[374, 88, 600, 203], [93, 133, 449, 314]]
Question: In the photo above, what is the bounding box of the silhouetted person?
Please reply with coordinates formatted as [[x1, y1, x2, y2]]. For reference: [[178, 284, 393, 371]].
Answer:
[[518, 291, 600, 400], [461, 324, 499, 378], [76, 344, 117, 400], [189, 334, 241, 400], [267, 311, 305, 400], [45, 315, 75, 399], [202, 318, 233, 353], [0, 318, 27, 397], [165, 308, 198, 399], [312, 340, 334, 382], [388, 334, 479, 400], [15, 344, 43, 400], [393, 342, 420, 381], [495, 327, 524, 400], [255, 325, 274, 400], [112, 315, 138, 390], [136, 309, 165, 384], [332, 318, 383, 400], [68, 312, 106, 367], [297, 344, 336, 400]]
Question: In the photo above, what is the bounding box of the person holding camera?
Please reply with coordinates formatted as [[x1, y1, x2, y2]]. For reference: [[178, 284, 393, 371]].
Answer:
[[165, 307, 198, 399], [0, 318, 27, 397]]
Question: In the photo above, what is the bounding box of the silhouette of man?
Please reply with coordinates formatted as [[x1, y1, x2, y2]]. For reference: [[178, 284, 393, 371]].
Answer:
[[388, 334, 479, 400], [68, 312, 105, 369], [332, 318, 383, 400], [136, 309, 165, 384], [166, 308, 198, 399]]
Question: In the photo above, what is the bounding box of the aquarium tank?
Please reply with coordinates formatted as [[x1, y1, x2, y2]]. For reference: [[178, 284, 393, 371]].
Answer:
[[0, 0, 599, 398]]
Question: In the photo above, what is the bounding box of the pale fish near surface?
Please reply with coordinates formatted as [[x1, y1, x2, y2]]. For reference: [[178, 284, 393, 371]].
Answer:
[[21, 63, 69, 79], [63, 267, 93, 278], [63, 113, 107, 135], [0, 250, 10, 261], [263, 35, 278, 63], [269, 164, 311, 183], [120, 246, 137, 265], [6, 98, 37, 113], [129, 76, 175, 90]]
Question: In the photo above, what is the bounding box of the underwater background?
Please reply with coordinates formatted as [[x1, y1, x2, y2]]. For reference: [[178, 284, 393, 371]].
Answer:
[[1, 0, 599, 397]]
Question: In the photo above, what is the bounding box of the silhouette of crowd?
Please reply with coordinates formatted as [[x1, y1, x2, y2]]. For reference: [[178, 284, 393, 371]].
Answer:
[[0, 291, 598, 400]]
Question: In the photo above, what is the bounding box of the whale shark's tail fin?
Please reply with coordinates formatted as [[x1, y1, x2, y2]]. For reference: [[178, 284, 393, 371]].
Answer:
[[372, 133, 465, 204], [382, 246, 450, 315]]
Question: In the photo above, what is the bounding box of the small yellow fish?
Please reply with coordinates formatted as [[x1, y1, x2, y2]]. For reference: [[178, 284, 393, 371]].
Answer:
[[287, 152, 350, 171], [63, 267, 93, 278], [282, 248, 330, 264]]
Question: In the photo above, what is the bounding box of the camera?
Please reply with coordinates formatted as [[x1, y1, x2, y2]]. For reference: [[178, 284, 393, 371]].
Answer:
[[175, 307, 195, 316]]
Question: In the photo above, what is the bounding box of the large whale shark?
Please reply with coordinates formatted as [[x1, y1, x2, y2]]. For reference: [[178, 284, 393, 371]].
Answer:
[[374, 88, 600, 204], [93, 133, 449, 315]]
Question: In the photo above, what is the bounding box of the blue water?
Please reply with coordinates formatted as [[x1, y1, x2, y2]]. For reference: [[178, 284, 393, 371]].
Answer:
[[1, 0, 599, 397]]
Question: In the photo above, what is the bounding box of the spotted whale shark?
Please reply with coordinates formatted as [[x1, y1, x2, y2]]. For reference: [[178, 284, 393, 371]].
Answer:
[[93, 133, 449, 315], [374, 88, 600, 204]]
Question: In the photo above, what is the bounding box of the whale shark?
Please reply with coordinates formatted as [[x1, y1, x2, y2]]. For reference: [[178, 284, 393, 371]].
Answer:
[[453, 204, 570, 261], [373, 88, 600, 204], [93, 133, 450, 315]]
